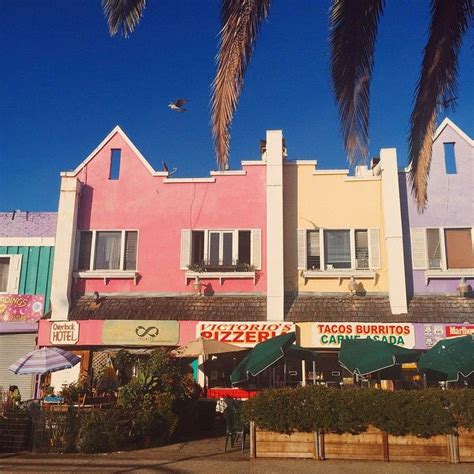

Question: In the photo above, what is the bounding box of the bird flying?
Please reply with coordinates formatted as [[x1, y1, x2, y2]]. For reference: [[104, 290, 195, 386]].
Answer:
[[168, 99, 187, 112]]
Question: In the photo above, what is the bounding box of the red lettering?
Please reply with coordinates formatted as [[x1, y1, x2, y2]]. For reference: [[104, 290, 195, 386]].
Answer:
[[403, 326, 410, 335], [245, 332, 256, 343], [200, 331, 213, 340], [220, 331, 232, 342], [232, 331, 245, 343], [258, 332, 270, 342]]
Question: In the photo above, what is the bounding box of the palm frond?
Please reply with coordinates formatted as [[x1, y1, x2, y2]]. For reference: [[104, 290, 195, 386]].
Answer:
[[408, 0, 472, 211], [330, 0, 385, 165], [102, 0, 147, 37], [211, 0, 271, 169]]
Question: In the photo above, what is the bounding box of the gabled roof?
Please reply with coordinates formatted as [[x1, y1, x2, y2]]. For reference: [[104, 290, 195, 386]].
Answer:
[[61, 126, 169, 178], [434, 118, 473, 146]]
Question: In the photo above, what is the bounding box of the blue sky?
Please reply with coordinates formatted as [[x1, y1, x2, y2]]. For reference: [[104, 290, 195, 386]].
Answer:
[[1, 1, 472, 211]]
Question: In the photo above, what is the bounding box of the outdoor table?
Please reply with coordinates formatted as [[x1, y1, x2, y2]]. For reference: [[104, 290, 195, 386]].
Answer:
[[42, 396, 64, 405]]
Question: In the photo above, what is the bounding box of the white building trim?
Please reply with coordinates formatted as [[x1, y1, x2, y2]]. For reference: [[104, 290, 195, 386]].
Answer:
[[434, 117, 473, 145], [61, 126, 170, 178], [0, 237, 55, 246]]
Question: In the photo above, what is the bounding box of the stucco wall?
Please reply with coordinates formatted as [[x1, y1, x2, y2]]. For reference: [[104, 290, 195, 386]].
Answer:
[[72, 132, 267, 295], [283, 164, 388, 294]]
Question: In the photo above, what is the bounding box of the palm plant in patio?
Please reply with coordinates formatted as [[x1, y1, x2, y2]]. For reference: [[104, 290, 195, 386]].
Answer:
[[101, 0, 472, 210]]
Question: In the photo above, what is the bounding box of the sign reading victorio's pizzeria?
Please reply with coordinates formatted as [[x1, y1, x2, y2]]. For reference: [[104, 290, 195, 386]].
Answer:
[[50, 321, 80, 345], [197, 322, 294, 347], [304, 322, 416, 349]]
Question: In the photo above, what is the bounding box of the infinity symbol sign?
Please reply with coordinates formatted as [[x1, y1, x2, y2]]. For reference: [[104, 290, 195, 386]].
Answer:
[[135, 326, 159, 337]]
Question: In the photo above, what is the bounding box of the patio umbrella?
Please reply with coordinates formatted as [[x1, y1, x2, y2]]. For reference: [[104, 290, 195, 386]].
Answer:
[[339, 338, 421, 376], [9, 347, 81, 375], [173, 336, 247, 358], [230, 332, 316, 385], [418, 335, 474, 382]]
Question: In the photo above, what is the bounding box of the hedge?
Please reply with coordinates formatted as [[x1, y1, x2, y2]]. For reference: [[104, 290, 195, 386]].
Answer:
[[242, 386, 474, 438]]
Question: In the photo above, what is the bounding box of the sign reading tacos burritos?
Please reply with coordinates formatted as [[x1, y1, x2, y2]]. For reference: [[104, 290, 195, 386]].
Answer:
[[303, 322, 416, 348], [0, 294, 44, 323], [102, 320, 179, 346], [197, 322, 294, 347]]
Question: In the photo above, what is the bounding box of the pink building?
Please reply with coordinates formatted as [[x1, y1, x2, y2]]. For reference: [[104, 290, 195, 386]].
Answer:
[[38, 127, 293, 389]]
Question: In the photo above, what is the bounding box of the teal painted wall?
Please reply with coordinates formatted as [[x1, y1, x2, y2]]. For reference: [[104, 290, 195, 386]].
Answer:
[[0, 246, 54, 314]]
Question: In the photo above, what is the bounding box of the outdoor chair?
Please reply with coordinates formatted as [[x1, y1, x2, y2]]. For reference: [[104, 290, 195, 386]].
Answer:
[[223, 399, 249, 453]]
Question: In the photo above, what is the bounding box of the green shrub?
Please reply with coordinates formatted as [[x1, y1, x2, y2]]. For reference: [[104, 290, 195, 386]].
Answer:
[[77, 410, 130, 454], [243, 387, 474, 438]]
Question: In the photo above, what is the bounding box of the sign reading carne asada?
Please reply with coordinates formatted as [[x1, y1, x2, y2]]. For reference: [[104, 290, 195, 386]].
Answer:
[[197, 322, 294, 347], [310, 322, 416, 348]]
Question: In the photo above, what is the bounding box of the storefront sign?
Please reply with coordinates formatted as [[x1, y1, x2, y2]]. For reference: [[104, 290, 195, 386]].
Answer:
[[415, 323, 473, 349], [102, 320, 179, 346], [445, 325, 473, 338], [197, 322, 294, 347], [0, 294, 44, 323], [50, 321, 80, 345], [302, 322, 416, 348]]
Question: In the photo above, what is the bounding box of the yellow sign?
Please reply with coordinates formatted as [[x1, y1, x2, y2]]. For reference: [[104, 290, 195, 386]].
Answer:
[[102, 320, 179, 346]]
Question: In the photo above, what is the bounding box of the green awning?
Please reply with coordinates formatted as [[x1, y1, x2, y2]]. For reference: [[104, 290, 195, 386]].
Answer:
[[230, 332, 316, 385], [418, 335, 474, 382], [339, 338, 421, 376]]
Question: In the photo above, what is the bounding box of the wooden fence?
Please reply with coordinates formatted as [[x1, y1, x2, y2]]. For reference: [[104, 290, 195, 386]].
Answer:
[[250, 422, 474, 463]]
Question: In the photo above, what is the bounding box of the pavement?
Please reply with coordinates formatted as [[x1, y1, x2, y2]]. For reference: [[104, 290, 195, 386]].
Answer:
[[1, 429, 473, 473]]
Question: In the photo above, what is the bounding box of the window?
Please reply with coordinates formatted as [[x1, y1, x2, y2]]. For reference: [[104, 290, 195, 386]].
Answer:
[[0, 255, 22, 293], [208, 231, 234, 266], [443, 143, 457, 174], [355, 230, 369, 269], [411, 227, 474, 270], [307, 230, 320, 270], [77, 230, 138, 271], [186, 229, 260, 270], [0, 257, 9, 292], [109, 149, 121, 180], [445, 228, 474, 269], [301, 228, 379, 271], [426, 229, 441, 269], [325, 230, 351, 269]]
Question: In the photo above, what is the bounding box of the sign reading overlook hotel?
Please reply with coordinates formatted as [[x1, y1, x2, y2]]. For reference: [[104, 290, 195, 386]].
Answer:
[[307, 322, 416, 349], [50, 321, 80, 344]]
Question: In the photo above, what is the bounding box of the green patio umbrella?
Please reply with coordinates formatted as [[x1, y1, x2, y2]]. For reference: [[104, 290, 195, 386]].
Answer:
[[230, 332, 316, 385], [418, 335, 474, 382], [339, 338, 421, 376]]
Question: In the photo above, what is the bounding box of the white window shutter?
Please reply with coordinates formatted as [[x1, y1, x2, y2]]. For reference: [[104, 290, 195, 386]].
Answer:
[[251, 229, 262, 270], [7, 254, 22, 294], [368, 228, 381, 270], [180, 230, 191, 270], [297, 229, 307, 270], [411, 228, 427, 269]]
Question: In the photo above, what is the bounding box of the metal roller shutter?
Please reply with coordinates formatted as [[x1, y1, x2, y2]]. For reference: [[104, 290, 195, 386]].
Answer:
[[0, 334, 37, 400]]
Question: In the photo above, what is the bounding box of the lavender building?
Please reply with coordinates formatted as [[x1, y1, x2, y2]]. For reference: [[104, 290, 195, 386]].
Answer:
[[399, 118, 473, 297]]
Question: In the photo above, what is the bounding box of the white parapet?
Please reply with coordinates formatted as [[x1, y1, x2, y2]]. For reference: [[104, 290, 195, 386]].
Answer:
[[380, 148, 408, 314], [50, 177, 81, 321], [266, 130, 285, 321]]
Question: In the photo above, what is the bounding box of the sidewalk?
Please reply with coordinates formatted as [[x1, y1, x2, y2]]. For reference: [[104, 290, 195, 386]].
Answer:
[[1, 433, 473, 473]]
